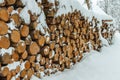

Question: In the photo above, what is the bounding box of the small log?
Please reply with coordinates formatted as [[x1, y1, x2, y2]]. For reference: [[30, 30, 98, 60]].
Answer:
[[11, 30, 20, 43], [36, 54, 42, 62], [24, 61, 31, 70], [31, 30, 40, 40], [45, 36, 50, 44], [51, 33, 55, 40], [7, 71, 12, 80], [6, 0, 16, 5], [15, 65, 20, 74], [49, 50, 55, 59], [21, 50, 28, 60], [29, 42, 40, 55], [50, 41, 55, 50], [59, 54, 64, 65], [16, 0, 23, 7], [65, 58, 71, 69], [0, 36, 10, 49], [12, 51, 19, 61], [64, 29, 70, 37], [25, 36, 32, 45], [7, 6, 14, 14], [49, 25, 56, 33], [27, 68, 34, 79], [40, 57, 45, 66], [41, 46, 50, 56], [54, 53, 59, 62], [0, 21, 8, 35], [16, 41, 26, 54], [1, 53, 11, 65], [1, 67, 9, 77], [0, 8, 9, 22], [11, 69, 16, 76], [20, 25, 29, 37], [17, 7, 22, 14], [28, 56, 36, 63], [11, 13, 21, 27], [16, 77, 20, 80], [37, 35, 45, 47], [20, 69, 26, 78]]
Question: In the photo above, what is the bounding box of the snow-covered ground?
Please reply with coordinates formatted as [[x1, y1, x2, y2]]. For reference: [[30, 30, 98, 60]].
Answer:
[[31, 31, 120, 80]]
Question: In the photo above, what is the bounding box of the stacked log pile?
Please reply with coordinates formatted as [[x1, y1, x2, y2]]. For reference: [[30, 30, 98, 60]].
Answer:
[[0, 0, 114, 80]]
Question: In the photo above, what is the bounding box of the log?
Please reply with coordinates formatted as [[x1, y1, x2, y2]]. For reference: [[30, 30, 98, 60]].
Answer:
[[11, 69, 16, 76], [7, 6, 14, 14], [6, 0, 16, 5], [0, 21, 8, 35], [0, 36, 10, 49], [24, 61, 31, 70], [37, 35, 45, 47], [16, 41, 26, 54], [11, 30, 20, 43], [50, 41, 55, 50], [15, 65, 20, 74], [27, 68, 34, 79], [54, 53, 59, 62], [40, 57, 45, 66], [7, 71, 12, 80], [45, 36, 50, 44], [11, 13, 21, 27], [28, 56, 36, 63], [41, 46, 50, 56], [0, 8, 9, 22], [49, 50, 55, 59], [21, 50, 28, 60], [1, 67, 9, 77], [49, 25, 56, 33], [64, 29, 70, 37], [29, 42, 40, 55], [20, 69, 26, 78], [20, 25, 29, 37], [65, 58, 71, 69], [31, 30, 40, 40], [12, 51, 19, 61], [1, 53, 11, 65]]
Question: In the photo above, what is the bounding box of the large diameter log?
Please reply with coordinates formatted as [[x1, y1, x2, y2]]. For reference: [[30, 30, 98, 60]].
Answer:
[[11, 13, 21, 27], [29, 42, 40, 55], [0, 36, 10, 49], [0, 8, 9, 22], [0, 21, 8, 35], [20, 25, 29, 37], [11, 30, 20, 43]]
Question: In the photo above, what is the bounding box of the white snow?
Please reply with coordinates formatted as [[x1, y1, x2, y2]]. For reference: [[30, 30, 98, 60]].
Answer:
[[31, 31, 120, 80], [20, 0, 41, 24], [0, 0, 4, 3], [0, 47, 15, 56]]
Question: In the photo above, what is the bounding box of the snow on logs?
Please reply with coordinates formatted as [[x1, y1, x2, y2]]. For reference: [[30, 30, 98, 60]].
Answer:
[[0, 0, 114, 79]]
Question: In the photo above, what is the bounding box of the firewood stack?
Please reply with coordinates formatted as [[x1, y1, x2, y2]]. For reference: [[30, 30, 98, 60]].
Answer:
[[0, 0, 114, 79]]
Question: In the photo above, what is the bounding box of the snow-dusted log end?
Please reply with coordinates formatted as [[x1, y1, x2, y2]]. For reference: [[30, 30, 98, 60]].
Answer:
[[0, 0, 115, 80]]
